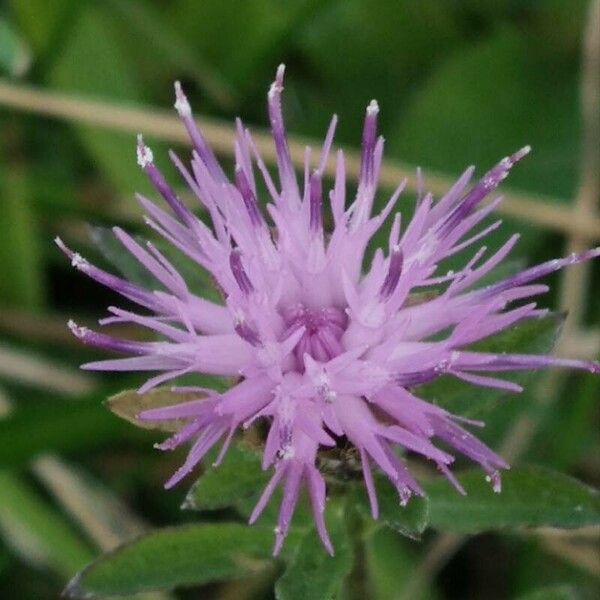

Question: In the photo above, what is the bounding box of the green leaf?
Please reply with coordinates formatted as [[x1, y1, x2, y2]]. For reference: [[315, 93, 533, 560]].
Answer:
[[0, 164, 44, 310], [515, 584, 580, 600], [425, 465, 600, 533], [418, 313, 564, 419], [0, 397, 133, 468], [9, 0, 73, 56], [90, 226, 224, 304], [389, 27, 580, 202], [527, 371, 600, 471], [364, 527, 438, 600], [298, 0, 462, 144], [353, 476, 429, 539], [65, 523, 277, 598], [90, 226, 158, 290], [0, 17, 31, 76], [106, 387, 209, 433], [184, 443, 314, 533], [183, 443, 271, 512], [0, 471, 94, 578], [104, 0, 236, 109], [275, 502, 353, 600], [48, 4, 149, 195]]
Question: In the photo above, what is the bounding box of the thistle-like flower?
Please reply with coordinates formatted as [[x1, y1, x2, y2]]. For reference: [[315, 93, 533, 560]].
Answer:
[[58, 65, 599, 555]]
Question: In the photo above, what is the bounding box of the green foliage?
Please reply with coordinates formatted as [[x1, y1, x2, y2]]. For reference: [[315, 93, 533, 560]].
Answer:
[[389, 27, 580, 202], [353, 476, 429, 539], [515, 584, 580, 600], [0, 165, 44, 309], [0, 17, 31, 76], [48, 4, 149, 195], [425, 465, 600, 533], [364, 527, 438, 600], [106, 386, 208, 433], [184, 441, 314, 529], [0, 472, 94, 578], [184, 443, 272, 512], [275, 502, 353, 600], [0, 397, 133, 468], [419, 313, 564, 420], [65, 523, 278, 598]]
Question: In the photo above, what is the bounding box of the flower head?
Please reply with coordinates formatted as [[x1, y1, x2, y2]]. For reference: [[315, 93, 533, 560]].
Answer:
[[58, 65, 600, 556]]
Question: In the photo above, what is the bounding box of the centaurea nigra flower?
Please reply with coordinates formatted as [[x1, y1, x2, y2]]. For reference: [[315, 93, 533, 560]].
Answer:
[[58, 65, 600, 555]]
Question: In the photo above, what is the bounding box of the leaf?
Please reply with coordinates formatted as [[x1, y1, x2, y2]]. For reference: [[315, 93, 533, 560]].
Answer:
[[353, 476, 429, 539], [183, 443, 313, 532], [0, 164, 44, 309], [389, 27, 580, 202], [90, 226, 224, 304], [275, 502, 353, 600], [0, 17, 31, 76], [9, 0, 73, 56], [183, 443, 271, 511], [90, 226, 159, 290], [418, 313, 564, 419], [364, 527, 439, 600], [0, 471, 94, 578], [106, 387, 208, 433], [0, 386, 12, 418], [48, 4, 149, 195], [104, 0, 236, 109], [33, 456, 149, 548], [298, 0, 462, 144], [527, 370, 600, 471], [515, 584, 580, 600], [0, 397, 134, 468], [65, 523, 277, 598], [424, 465, 600, 533]]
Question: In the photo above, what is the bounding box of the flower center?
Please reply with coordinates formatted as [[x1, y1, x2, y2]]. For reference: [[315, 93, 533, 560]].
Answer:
[[281, 304, 347, 366]]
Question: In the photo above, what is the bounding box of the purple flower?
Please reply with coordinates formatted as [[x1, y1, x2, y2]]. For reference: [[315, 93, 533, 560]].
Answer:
[[57, 65, 600, 556]]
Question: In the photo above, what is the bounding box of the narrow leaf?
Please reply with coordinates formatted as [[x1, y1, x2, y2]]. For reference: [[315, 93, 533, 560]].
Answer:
[[425, 465, 600, 533], [515, 585, 579, 600], [0, 397, 134, 468], [275, 502, 353, 600], [0, 17, 31, 76], [65, 523, 277, 598], [106, 387, 207, 433], [183, 443, 270, 511], [365, 527, 438, 600], [0, 471, 94, 578], [353, 475, 429, 539], [418, 314, 564, 419], [91, 226, 159, 290]]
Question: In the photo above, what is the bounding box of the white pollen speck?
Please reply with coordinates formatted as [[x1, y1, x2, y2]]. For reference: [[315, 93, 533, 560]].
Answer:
[[136, 135, 153, 168], [278, 445, 295, 460], [67, 319, 88, 339], [70, 252, 88, 269], [174, 81, 191, 117], [268, 82, 281, 98], [483, 176, 495, 189], [367, 99, 379, 115]]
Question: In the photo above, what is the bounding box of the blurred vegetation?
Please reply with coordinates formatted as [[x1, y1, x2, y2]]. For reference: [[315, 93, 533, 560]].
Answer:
[[0, 1, 598, 598]]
